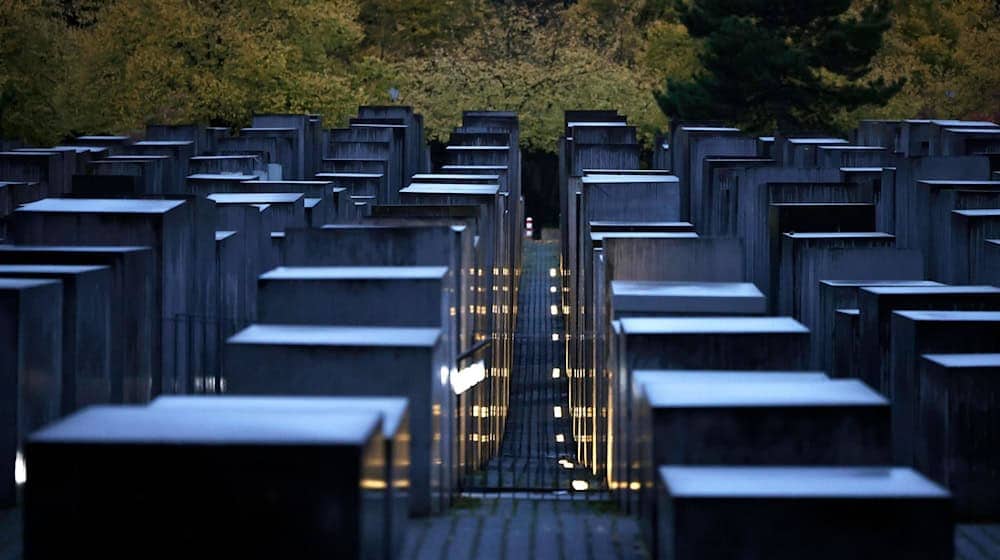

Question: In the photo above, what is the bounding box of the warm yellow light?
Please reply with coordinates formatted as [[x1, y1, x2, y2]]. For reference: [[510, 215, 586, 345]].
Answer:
[[563, 305, 571, 315], [553, 406, 563, 418], [555, 434, 565, 443], [360, 478, 388, 490], [629, 482, 642, 491], [552, 368, 561, 379], [571, 480, 589, 491]]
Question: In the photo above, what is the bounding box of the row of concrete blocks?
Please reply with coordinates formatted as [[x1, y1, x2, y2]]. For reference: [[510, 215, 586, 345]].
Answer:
[[2, 111, 526, 558], [557, 113, 999, 559]]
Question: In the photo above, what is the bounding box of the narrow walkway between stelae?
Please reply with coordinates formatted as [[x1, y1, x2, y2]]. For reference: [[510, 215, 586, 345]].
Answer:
[[400, 239, 645, 560]]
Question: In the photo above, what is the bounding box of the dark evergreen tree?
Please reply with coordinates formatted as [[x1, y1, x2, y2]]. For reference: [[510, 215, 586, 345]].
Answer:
[[657, 0, 903, 133]]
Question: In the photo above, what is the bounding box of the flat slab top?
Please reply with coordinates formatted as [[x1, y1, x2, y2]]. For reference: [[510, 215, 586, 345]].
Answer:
[[215, 231, 236, 241], [893, 310, 1000, 322], [444, 145, 509, 150], [820, 280, 942, 288], [260, 266, 448, 280], [589, 221, 694, 229], [837, 308, 861, 316], [31, 406, 379, 446], [954, 208, 1000, 218], [862, 285, 1000, 296], [643, 379, 886, 408], [917, 180, 1000, 187], [240, 127, 297, 132], [581, 174, 679, 184], [0, 264, 107, 275], [190, 155, 259, 160], [229, 324, 442, 348], [132, 140, 193, 147], [785, 137, 849, 144], [76, 135, 130, 141], [925, 119, 997, 127], [582, 169, 673, 175], [187, 173, 259, 181], [567, 121, 629, 127], [401, 184, 500, 195], [783, 232, 895, 240], [17, 198, 185, 214], [242, 180, 333, 186], [679, 126, 741, 133], [818, 145, 886, 151], [412, 173, 501, 181], [0, 244, 150, 253], [440, 165, 508, 170], [635, 371, 828, 385], [0, 277, 61, 290], [923, 353, 1000, 368], [840, 167, 885, 173], [304, 198, 320, 208], [314, 172, 383, 179], [612, 281, 764, 298], [659, 466, 949, 499], [151, 395, 408, 436], [207, 193, 302, 204], [621, 316, 808, 335], [944, 127, 1000, 133], [590, 232, 699, 241]]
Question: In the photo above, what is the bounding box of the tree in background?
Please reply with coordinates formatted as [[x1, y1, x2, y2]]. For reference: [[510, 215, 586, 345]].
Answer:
[[393, 5, 666, 151], [0, 0, 72, 144], [658, 0, 902, 133], [863, 0, 999, 123], [66, 0, 372, 135]]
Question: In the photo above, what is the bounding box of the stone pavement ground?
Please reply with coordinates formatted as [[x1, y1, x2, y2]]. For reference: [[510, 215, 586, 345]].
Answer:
[[400, 495, 646, 560]]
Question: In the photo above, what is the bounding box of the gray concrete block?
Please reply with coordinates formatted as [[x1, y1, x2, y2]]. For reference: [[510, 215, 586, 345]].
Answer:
[[0, 245, 157, 403], [949, 209, 1000, 283], [817, 280, 941, 371], [0, 265, 111, 413], [777, 232, 922, 319], [857, 286, 1000, 395], [656, 466, 951, 560], [610, 281, 765, 316], [223, 324, 450, 515], [889, 310, 1000, 466], [0, 278, 62, 507], [11, 197, 205, 397], [150, 395, 410, 558], [25, 406, 385, 559], [916, 353, 1000, 521]]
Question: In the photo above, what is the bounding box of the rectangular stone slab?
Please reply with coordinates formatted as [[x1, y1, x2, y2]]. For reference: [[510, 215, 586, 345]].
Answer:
[[0, 278, 62, 507], [0, 265, 111, 413], [657, 466, 951, 560], [916, 353, 1000, 521], [611, 317, 810, 514], [611, 281, 765, 316], [223, 324, 449, 515], [634, 374, 886, 552], [25, 406, 385, 559], [150, 395, 410, 558], [889, 310, 1000, 466], [257, 266, 448, 330], [816, 280, 941, 371], [0, 245, 157, 403], [857, 285, 1000, 394]]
